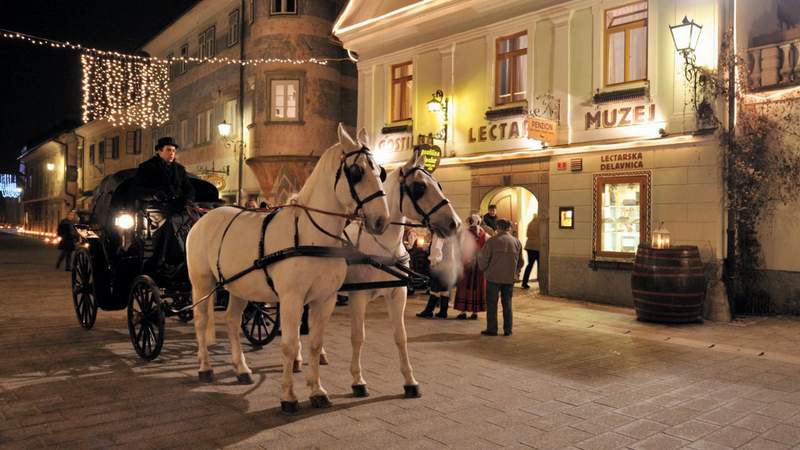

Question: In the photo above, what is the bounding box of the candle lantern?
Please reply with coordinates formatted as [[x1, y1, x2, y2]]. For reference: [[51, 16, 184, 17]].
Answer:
[[651, 222, 671, 249]]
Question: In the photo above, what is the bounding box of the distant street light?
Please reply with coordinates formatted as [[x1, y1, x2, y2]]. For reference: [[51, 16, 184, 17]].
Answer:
[[46, 162, 55, 171]]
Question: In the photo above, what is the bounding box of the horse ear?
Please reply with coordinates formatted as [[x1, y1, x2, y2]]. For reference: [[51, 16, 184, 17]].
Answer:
[[337, 123, 356, 148], [356, 128, 369, 147]]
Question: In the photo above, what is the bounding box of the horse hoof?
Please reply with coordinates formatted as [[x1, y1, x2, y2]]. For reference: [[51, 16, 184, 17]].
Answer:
[[319, 354, 329, 365], [292, 360, 302, 373], [310, 395, 332, 409], [351, 384, 369, 398], [404, 384, 421, 398], [236, 373, 254, 384], [198, 370, 214, 383], [280, 401, 300, 414]]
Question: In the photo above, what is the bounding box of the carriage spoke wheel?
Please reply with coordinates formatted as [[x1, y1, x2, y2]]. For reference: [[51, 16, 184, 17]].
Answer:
[[127, 276, 165, 361], [71, 249, 98, 329], [241, 302, 279, 347]]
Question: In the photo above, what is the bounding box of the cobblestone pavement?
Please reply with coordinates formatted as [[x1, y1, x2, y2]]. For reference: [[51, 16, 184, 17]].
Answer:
[[3, 232, 800, 450]]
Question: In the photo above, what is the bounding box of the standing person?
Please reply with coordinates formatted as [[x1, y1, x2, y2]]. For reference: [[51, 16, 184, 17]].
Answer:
[[259, 201, 269, 209], [521, 214, 541, 289], [482, 204, 498, 234], [56, 210, 79, 271], [416, 233, 452, 319], [477, 219, 523, 336], [245, 199, 258, 209], [454, 215, 487, 320]]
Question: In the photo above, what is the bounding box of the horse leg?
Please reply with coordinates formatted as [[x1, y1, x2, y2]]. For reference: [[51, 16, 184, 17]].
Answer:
[[224, 295, 252, 384], [348, 292, 369, 397], [192, 276, 216, 382], [386, 287, 420, 398], [279, 298, 303, 413], [307, 295, 336, 408]]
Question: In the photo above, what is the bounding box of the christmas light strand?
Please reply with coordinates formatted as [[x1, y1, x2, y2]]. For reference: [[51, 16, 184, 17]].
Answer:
[[0, 28, 347, 66]]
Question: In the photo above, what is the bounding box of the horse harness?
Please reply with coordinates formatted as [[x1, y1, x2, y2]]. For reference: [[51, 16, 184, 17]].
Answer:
[[398, 166, 450, 228]]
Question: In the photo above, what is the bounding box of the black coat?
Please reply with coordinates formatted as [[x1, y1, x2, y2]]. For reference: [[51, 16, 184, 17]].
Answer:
[[132, 156, 195, 204], [57, 219, 78, 250]]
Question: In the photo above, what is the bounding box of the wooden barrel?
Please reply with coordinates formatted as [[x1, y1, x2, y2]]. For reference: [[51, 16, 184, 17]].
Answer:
[[631, 245, 705, 323]]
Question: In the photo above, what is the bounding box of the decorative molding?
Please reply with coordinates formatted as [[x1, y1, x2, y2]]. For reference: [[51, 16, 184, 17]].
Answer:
[[485, 105, 527, 120], [381, 124, 413, 134], [593, 86, 649, 104]]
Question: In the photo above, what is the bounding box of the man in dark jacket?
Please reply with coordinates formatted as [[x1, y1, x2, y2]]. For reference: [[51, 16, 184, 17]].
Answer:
[[133, 137, 195, 273], [477, 219, 523, 336]]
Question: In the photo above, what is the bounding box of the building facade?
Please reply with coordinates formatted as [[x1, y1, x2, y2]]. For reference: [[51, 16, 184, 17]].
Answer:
[[335, 0, 730, 306]]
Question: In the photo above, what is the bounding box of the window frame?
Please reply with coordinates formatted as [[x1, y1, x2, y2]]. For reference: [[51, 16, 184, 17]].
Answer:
[[180, 119, 189, 148], [249, 0, 256, 23], [269, 79, 301, 122], [89, 144, 95, 165], [390, 61, 413, 123], [179, 44, 189, 74], [603, 1, 648, 87], [98, 140, 106, 163], [195, 109, 212, 144], [126, 129, 142, 155], [270, 0, 297, 15], [495, 31, 528, 106], [198, 26, 216, 60], [110, 136, 120, 159], [593, 173, 650, 259], [228, 9, 241, 47]]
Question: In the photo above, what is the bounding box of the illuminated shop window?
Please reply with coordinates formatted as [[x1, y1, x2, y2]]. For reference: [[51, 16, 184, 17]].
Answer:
[[496, 32, 527, 105], [391, 62, 413, 122], [595, 175, 649, 257], [270, 79, 300, 121], [605, 1, 648, 86]]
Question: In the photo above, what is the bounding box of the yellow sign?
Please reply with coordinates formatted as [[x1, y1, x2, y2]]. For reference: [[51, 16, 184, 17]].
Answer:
[[202, 173, 227, 191], [418, 145, 442, 173], [527, 116, 558, 145]]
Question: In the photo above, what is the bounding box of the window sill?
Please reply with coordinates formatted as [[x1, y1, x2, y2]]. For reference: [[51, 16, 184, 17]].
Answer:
[[264, 120, 306, 125], [485, 102, 528, 121], [381, 123, 412, 134], [594, 83, 649, 104], [588, 258, 634, 271]]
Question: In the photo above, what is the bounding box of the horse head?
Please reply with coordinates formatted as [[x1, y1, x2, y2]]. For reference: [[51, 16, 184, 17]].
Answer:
[[334, 124, 390, 235], [398, 153, 461, 238]]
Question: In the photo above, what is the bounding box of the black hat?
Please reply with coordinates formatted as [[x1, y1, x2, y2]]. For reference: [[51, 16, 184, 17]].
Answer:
[[155, 137, 180, 151]]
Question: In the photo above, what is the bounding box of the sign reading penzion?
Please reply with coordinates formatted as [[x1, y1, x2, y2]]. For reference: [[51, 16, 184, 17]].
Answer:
[[585, 104, 656, 130]]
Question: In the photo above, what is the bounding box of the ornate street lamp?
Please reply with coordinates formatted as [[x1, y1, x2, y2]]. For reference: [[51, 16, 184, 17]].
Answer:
[[426, 89, 448, 143], [218, 120, 245, 204], [669, 16, 703, 81]]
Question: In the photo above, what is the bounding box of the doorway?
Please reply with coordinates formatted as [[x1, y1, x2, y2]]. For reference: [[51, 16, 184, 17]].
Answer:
[[481, 186, 540, 283]]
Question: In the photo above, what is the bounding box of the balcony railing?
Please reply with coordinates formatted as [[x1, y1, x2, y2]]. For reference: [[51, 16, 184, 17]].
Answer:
[[748, 35, 800, 91]]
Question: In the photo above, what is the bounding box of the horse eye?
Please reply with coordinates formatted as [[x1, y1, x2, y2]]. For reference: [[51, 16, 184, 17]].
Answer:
[[410, 181, 427, 200], [347, 164, 364, 183], [380, 167, 387, 182]]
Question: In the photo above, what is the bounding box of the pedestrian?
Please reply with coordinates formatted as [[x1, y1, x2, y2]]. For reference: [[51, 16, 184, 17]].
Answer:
[[477, 218, 523, 336], [416, 233, 452, 319], [521, 214, 541, 289], [482, 204, 498, 235], [454, 214, 487, 320], [259, 201, 269, 209], [56, 210, 79, 271], [245, 199, 258, 209]]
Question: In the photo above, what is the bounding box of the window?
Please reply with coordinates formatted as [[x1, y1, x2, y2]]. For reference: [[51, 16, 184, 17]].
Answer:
[[89, 144, 95, 165], [98, 141, 105, 163], [110, 136, 120, 159], [126, 130, 142, 154], [594, 174, 650, 257], [496, 32, 527, 105], [179, 44, 189, 74], [199, 26, 216, 60], [228, 10, 241, 47], [180, 119, 189, 147], [391, 62, 413, 122], [249, 0, 255, 23], [196, 109, 213, 144], [167, 52, 177, 79], [605, 2, 648, 86], [270, 80, 300, 121], [271, 0, 297, 15], [224, 99, 238, 132]]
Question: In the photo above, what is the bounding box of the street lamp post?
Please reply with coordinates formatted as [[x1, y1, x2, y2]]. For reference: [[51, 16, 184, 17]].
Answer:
[[218, 120, 245, 204]]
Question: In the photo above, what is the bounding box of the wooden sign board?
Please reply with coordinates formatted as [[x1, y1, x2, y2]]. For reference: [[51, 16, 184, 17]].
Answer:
[[527, 116, 558, 145]]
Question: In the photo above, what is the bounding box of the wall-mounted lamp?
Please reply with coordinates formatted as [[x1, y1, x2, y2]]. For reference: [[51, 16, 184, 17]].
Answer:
[[46, 162, 55, 171], [217, 120, 233, 138], [426, 89, 448, 142], [669, 16, 702, 82]]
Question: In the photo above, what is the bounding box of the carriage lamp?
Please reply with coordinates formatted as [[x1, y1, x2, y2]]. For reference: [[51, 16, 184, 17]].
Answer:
[[114, 213, 135, 230], [46, 162, 55, 171], [217, 120, 233, 138], [651, 222, 671, 249]]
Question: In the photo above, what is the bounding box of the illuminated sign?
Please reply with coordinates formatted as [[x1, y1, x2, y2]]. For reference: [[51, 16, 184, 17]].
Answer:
[[417, 145, 442, 173], [585, 104, 656, 130], [377, 133, 414, 153], [527, 116, 558, 145], [0, 174, 20, 199]]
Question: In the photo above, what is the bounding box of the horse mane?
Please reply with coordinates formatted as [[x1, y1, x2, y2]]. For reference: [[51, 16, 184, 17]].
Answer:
[[296, 140, 345, 203]]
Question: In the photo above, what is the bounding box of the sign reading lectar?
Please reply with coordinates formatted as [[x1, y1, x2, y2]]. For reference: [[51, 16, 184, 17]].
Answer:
[[417, 144, 442, 173]]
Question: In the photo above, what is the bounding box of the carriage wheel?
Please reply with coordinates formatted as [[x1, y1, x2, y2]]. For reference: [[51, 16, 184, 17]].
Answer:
[[127, 276, 165, 361], [241, 302, 279, 347], [71, 248, 98, 329]]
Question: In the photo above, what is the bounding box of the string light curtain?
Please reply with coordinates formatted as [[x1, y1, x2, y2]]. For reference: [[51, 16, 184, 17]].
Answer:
[[81, 54, 170, 128]]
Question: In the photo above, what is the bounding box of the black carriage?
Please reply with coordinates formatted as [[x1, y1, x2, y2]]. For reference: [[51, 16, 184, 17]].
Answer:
[[71, 169, 279, 360]]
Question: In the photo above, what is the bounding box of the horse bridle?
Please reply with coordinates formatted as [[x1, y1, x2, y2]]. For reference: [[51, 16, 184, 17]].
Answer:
[[334, 146, 387, 214], [398, 166, 450, 227]]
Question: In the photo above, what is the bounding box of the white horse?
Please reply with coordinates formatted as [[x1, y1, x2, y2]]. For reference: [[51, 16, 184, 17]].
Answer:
[[186, 124, 390, 413], [337, 154, 461, 398]]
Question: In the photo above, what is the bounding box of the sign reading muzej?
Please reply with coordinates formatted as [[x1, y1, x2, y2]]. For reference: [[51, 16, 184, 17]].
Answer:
[[600, 152, 644, 171], [586, 104, 656, 130], [527, 116, 558, 145]]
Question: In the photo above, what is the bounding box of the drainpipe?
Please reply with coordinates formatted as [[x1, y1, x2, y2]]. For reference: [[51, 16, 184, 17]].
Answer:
[[54, 138, 77, 210], [237, 0, 246, 205], [72, 131, 86, 200]]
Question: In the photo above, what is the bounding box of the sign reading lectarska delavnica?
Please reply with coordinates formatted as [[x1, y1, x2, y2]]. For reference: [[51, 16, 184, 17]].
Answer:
[[585, 104, 656, 130], [600, 152, 644, 171]]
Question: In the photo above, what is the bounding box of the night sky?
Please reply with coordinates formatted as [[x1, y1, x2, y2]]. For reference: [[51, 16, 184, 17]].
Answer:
[[0, 0, 199, 173]]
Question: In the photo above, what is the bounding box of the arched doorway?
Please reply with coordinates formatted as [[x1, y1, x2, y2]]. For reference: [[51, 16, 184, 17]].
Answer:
[[481, 186, 540, 283]]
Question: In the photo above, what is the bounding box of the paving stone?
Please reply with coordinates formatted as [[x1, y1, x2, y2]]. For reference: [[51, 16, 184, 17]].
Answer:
[[629, 432, 688, 450], [734, 413, 781, 433], [614, 419, 667, 439], [763, 424, 800, 446], [701, 425, 759, 447], [664, 419, 721, 441], [575, 431, 636, 450]]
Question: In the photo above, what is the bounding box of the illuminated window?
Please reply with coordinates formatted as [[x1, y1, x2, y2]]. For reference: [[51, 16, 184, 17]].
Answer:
[[496, 32, 527, 105], [270, 79, 300, 121], [605, 2, 648, 86], [271, 0, 297, 15], [595, 174, 649, 257], [391, 62, 413, 122]]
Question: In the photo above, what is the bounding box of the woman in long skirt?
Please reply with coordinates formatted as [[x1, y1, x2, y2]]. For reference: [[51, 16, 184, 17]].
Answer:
[[454, 214, 487, 320]]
